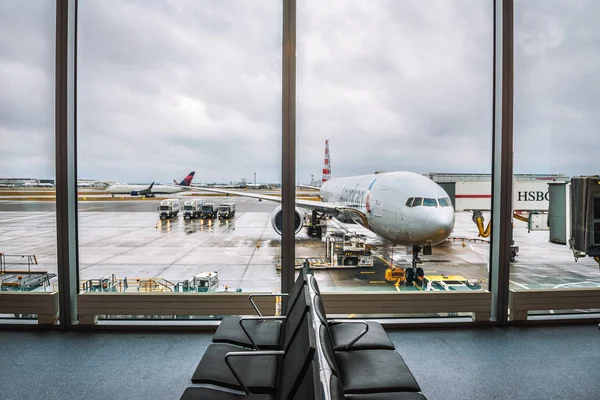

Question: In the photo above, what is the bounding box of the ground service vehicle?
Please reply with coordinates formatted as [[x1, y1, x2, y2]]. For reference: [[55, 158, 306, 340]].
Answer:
[[200, 203, 217, 218], [183, 199, 203, 219], [158, 199, 179, 219], [218, 203, 236, 219]]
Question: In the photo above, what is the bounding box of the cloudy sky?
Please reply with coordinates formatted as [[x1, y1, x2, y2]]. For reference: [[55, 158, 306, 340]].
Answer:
[[1, 0, 598, 184]]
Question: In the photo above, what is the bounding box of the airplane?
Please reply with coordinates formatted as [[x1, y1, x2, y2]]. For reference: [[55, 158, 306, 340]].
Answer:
[[106, 171, 195, 198], [190, 142, 455, 282]]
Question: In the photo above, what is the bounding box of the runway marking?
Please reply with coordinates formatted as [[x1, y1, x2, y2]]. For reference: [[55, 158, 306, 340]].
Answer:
[[509, 280, 528, 289], [81, 206, 105, 211], [469, 244, 489, 257]]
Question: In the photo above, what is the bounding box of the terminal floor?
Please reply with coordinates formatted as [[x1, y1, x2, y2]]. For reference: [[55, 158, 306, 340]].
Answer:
[[1, 323, 599, 400]]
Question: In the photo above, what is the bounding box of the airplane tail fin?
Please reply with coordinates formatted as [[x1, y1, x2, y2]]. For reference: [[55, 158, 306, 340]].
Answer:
[[322, 140, 331, 182], [176, 171, 195, 186]]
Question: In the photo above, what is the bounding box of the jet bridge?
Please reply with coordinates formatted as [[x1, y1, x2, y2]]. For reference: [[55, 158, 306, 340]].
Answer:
[[569, 176, 600, 267]]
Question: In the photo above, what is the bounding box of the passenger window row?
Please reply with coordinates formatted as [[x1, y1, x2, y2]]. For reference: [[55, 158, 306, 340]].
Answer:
[[405, 197, 451, 207]]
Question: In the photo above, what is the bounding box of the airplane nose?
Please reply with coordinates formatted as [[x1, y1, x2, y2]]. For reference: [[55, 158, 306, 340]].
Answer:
[[425, 209, 455, 242]]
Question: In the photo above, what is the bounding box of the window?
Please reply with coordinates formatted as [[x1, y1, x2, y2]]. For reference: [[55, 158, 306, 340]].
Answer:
[[77, 0, 283, 311], [0, 2, 57, 306], [438, 198, 449, 207], [412, 197, 423, 207], [423, 198, 438, 207], [511, 0, 600, 316], [405, 197, 414, 207]]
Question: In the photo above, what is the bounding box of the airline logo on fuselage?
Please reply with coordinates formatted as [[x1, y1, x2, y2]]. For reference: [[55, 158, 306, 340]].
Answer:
[[340, 179, 377, 211], [340, 187, 366, 208]]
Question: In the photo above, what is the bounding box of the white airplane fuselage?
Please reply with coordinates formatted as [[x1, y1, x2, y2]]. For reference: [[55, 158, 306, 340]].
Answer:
[[105, 184, 189, 195], [320, 171, 455, 246]]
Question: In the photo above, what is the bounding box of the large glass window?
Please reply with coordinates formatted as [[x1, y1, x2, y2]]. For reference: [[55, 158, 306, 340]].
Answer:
[[512, 0, 600, 313], [77, 1, 282, 307], [297, 0, 493, 317], [0, 1, 57, 301]]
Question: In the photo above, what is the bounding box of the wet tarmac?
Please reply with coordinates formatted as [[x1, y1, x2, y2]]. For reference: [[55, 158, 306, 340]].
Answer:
[[1, 197, 600, 293]]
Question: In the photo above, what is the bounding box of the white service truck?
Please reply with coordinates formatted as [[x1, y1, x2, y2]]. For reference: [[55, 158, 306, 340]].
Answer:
[[182, 199, 203, 219], [158, 199, 180, 219], [218, 202, 236, 219]]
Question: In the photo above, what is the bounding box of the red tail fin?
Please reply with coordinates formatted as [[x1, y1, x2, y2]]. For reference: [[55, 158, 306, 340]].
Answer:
[[322, 140, 331, 182], [176, 171, 195, 186]]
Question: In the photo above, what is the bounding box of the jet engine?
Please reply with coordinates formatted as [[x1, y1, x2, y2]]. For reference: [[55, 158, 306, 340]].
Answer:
[[270, 205, 305, 235], [130, 191, 140, 196]]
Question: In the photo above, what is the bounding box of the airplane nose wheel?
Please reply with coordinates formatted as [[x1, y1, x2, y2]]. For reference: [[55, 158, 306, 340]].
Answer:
[[406, 246, 424, 284]]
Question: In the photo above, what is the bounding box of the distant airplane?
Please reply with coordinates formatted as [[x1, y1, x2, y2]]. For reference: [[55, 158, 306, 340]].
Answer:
[[106, 171, 195, 198], [191, 142, 454, 281]]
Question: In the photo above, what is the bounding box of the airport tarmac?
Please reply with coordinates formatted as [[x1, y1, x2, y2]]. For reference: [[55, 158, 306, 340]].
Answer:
[[1, 196, 600, 294]]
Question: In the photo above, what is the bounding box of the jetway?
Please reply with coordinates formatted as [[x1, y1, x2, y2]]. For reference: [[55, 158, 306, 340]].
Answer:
[[568, 176, 600, 265], [548, 176, 600, 267]]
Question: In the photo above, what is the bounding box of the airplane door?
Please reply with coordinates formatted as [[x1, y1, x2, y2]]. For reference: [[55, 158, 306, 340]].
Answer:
[[373, 189, 387, 217]]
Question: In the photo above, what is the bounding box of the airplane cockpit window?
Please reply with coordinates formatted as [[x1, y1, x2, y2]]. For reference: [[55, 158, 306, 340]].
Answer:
[[405, 197, 414, 207], [438, 198, 449, 207], [423, 198, 438, 207], [412, 197, 423, 207]]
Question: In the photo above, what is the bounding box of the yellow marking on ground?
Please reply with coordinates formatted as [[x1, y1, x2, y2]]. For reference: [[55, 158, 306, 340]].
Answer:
[[413, 282, 423, 291], [369, 281, 386, 284], [359, 271, 376, 274], [378, 256, 394, 267], [347, 314, 357, 318], [395, 285, 401, 292]]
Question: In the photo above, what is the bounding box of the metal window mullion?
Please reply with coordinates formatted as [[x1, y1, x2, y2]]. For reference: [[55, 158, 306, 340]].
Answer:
[[55, 0, 79, 328], [489, 0, 514, 324], [281, 0, 297, 299]]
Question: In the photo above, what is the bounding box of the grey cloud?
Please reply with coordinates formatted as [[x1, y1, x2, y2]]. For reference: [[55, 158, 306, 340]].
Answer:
[[2, 0, 598, 183]]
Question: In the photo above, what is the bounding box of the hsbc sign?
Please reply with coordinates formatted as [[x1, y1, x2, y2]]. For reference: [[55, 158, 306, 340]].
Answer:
[[513, 182, 552, 211], [517, 191, 550, 202]]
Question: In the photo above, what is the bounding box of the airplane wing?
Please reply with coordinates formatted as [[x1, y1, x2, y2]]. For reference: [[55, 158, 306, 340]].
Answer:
[[188, 186, 371, 227], [296, 184, 321, 191]]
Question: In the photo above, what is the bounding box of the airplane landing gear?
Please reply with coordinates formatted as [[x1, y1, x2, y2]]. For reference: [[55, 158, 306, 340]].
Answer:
[[307, 210, 326, 239], [405, 245, 425, 284]]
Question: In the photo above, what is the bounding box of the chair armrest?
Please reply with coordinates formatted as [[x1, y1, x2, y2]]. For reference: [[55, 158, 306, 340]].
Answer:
[[224, 350, 285, 394], [238, 316, 287, 350], [328, 319, 369, 351], [248, 293, 289, 317]]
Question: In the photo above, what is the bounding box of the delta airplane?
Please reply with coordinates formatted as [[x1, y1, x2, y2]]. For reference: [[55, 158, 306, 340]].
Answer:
[[191, 141, 455, 279], [106, 171, 195, 197]]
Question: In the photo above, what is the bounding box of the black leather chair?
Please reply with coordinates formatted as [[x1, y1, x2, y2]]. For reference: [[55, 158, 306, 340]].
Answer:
[[211, 270, 306, 350], [181, 313, 316, 400], [190, 289, 311, 394], [319, 322, 422, 395], [309, 276, 395, 351], [330, 375, 428, 400]]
